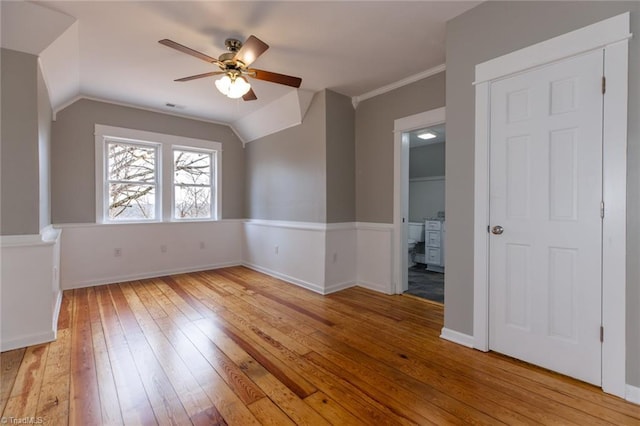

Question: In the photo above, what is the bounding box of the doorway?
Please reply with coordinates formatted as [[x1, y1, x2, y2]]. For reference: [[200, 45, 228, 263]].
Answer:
[[392, 107, 445, 300], [405, 125, 445, 303]]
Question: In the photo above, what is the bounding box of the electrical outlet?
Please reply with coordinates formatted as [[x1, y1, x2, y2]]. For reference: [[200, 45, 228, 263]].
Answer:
[[274, 245, 279, 254], [114, 248, 122, 257], [199, 241, 205, 250], [160, 245, 167, 253]]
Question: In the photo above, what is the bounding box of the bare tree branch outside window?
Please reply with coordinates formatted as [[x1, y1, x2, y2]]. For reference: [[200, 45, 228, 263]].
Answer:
[[174, 150, 212, 219], [106, 141, 214, 221], [107, 142, 157, 220]]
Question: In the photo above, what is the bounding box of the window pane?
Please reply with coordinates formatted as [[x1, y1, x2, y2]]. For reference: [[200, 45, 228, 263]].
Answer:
[[109, 183, 156, 220], [174, 150, 211, 185], [175, 185, 211, 219], [108, 142, 156, 183]]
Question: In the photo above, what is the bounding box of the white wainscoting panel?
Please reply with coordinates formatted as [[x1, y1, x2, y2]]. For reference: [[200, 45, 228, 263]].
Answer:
[[243, 220, 328, 293], [57, 220, 243, 289], [325, 224, 357, 293], [1, 226, 62, 351], [58, 219, 395, 299], [356, 222, 394, 294]]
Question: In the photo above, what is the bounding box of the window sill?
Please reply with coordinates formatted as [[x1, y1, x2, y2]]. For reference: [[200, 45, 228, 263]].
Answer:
[[54, 220, 236, 229]]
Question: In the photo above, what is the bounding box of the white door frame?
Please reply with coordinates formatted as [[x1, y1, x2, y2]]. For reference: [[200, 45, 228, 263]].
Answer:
[[393, 107, 445, 294], [473, 12, 631, 398]]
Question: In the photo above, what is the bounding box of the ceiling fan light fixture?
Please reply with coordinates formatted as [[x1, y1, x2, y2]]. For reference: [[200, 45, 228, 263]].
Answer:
[[214, 74, 232, 94], [215, 74, 251, 99], [228, 76, 251, 99]]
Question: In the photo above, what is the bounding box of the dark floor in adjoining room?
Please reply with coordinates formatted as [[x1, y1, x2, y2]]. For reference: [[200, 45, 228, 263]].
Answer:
[[405, 265, 444, 303]]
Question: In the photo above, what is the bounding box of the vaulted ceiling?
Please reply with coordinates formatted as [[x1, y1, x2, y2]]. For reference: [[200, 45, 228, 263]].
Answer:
[[2, 1, 479, 140]]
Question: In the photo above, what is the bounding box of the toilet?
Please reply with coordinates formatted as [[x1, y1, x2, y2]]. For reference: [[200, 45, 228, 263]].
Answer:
[[408, 222, 425, 268]]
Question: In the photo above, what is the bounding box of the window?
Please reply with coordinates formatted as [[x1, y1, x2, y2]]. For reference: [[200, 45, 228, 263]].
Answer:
[[106, 140, 159, 221], [173, 148, 214, 219], [95, 125, 221, 223]]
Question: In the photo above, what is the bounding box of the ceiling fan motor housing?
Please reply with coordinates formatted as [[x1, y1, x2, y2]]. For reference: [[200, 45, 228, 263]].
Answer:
[[218, 52, 237, 64], [224, 38, 243, 52]]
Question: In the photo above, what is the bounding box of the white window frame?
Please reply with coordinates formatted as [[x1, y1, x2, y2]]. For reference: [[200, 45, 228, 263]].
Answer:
[[95, 124, 222, 223], [172, 146, 217, 221]]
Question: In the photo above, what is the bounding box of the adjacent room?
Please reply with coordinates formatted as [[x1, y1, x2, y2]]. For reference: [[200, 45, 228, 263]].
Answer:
[[2, 1, 639, 424], [406, 124, 446, 303]]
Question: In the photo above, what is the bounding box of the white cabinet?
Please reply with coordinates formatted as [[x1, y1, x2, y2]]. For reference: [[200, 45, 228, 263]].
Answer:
[[425, 220, 445, 272]]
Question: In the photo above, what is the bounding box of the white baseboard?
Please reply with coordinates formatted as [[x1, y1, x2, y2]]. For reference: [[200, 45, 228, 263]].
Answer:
[[440, 327, 475, 348], [242, 263, 355, 295], [358, 280, 394, 295], [626, 384, 640, 405], [63, 262, 241, 289], [324, 280, 357, 294], [242, 262, 325, 294]]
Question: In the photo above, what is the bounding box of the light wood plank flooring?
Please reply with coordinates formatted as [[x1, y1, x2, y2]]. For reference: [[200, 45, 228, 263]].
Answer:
[[2, 267, 639, 425]]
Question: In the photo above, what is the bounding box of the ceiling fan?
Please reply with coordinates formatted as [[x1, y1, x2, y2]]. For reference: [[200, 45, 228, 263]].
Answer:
[[159, 35, 302, 101]]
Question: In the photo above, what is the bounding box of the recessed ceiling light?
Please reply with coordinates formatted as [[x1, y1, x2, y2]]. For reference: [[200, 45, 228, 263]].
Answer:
[[417, 132, 436, 140]]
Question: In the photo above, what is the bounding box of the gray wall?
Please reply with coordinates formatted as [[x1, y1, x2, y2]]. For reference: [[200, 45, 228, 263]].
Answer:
[[446, 1, 640, 386], [51, 99, 245, 222], [355, 72, 446, 223], [409, 179, 445, 223], [326, 90, 355, 223], [409, 142, 446, 222], [410, 142, 445, 178], [245, 91, 327, 222], [38, 63, 52, 230], [1, 49, 41, 235]]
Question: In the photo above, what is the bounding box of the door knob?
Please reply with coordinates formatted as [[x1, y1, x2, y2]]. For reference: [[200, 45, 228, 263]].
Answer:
[[491, 225, 504, 235]]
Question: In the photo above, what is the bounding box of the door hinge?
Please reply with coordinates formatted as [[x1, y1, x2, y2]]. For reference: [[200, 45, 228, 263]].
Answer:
[[602, 76, 606, 94], [487, 225, 490, 234], [600, 326, 604, 342], [600, 201, 605, 219]]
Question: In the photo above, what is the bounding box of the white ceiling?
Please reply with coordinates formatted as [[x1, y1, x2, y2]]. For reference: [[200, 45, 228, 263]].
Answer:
[[3, 1, 479, 128]]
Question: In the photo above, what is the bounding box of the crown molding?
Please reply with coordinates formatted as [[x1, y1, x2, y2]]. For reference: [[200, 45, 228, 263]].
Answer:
[[352, 63, 446, 108], [53, 95, 229, 127]]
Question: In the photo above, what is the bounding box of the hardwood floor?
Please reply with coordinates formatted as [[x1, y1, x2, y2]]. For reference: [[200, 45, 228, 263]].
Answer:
[[2, 266, 639, 425]]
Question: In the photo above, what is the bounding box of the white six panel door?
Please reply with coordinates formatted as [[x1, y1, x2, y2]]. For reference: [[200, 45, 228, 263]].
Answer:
[[489, 49, 603, 385]]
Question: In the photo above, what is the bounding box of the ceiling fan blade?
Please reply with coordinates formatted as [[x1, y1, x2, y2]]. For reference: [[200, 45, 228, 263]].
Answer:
[[243, 88, 258, 101], [159, 39, 219, 64], [174, 71, 224, 82], [234, 35, 269, 67], [250, 69, 302, 88]]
